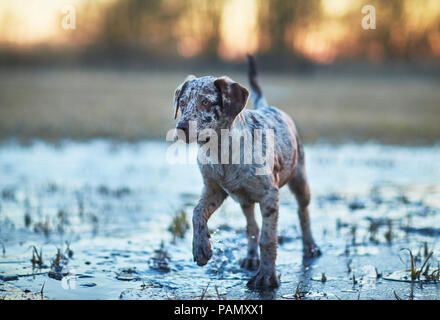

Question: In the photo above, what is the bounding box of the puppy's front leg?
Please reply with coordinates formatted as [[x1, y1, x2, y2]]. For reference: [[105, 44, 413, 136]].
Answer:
[[248, 189, 280, 288], [192, 184, 227, 266]]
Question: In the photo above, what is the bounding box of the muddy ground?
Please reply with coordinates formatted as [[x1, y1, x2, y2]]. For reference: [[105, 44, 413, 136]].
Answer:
[[0, 140, 439, 300]]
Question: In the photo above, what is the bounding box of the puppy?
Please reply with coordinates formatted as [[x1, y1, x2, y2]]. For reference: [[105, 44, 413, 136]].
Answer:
[[173, 55, 320, 288]]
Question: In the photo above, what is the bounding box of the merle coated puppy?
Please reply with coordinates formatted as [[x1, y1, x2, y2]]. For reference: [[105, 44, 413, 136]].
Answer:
[[173, 55, 320, 288]]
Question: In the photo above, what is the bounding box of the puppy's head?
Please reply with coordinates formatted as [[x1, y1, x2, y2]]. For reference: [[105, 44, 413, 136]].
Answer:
[[173, 75, 249, 143]]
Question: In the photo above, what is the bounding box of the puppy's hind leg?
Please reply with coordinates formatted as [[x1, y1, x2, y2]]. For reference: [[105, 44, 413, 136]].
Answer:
[[288, 163, 321, 258], [240, 202, 260, 271]]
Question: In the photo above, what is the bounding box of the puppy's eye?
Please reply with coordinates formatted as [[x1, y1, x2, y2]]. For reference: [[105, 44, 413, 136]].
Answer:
[[202, 99, 209, 106]]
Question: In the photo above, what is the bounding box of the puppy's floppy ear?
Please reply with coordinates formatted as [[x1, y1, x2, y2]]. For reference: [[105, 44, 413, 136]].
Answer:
[[173, 75, 196, 119], [214, 76, 249, 119]]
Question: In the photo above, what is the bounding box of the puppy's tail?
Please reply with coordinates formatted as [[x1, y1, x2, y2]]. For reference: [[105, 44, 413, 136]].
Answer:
[[247, 54, 268, 109]]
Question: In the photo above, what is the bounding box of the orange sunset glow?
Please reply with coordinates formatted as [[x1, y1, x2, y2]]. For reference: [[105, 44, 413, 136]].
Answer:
[[0, 0, 439, 63]]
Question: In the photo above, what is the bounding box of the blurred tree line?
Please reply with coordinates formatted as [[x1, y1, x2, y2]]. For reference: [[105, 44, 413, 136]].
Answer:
[[1, 0, 439, 69], [93, 0, 320, 54]]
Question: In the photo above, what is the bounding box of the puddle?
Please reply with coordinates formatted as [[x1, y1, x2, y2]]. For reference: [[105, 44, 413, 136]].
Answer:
[[0, 140, 439, 300], [384, 270, 440, 284]]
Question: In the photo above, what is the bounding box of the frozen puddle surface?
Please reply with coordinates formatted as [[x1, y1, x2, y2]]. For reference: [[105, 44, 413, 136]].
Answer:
[[0, 140, 439, 300]]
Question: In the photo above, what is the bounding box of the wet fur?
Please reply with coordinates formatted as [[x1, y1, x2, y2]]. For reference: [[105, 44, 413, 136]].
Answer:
[[174, 55, 320, 289]]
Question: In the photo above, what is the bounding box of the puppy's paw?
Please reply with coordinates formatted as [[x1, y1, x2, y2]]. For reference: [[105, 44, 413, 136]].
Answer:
[[192, 232, 213, 266], [247, 269, 280, 289], [240, 256, 260, 271], [303, 243, 321, 258]]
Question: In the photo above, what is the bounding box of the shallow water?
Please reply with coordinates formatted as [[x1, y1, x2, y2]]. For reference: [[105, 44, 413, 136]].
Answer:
[[0, 140, 439, 300]]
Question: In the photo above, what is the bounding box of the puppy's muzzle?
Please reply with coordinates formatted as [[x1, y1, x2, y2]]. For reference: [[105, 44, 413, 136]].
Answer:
[[174, 121, 190, 143]]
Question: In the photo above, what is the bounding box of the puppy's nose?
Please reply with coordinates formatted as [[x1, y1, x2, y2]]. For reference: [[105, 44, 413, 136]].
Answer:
[[176, 121, 189, 132], [175, 121, 189, 142]]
